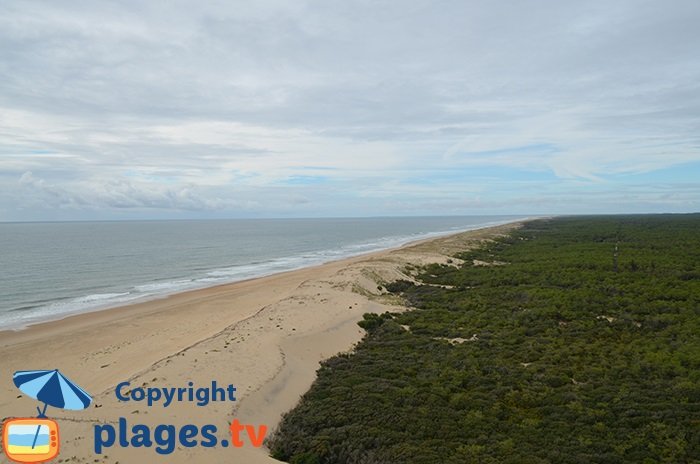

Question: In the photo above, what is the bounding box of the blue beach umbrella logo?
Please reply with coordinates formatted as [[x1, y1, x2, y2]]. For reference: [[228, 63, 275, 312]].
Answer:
[[3, 369, 92, 462], [13, 369, 92, 418]]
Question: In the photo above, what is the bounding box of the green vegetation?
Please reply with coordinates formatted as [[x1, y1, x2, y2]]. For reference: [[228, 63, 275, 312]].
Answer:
[[268, 216, 700, 463]]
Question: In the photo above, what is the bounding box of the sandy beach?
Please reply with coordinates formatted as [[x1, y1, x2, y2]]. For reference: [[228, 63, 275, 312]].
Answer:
[[0, 222, 519, 464]]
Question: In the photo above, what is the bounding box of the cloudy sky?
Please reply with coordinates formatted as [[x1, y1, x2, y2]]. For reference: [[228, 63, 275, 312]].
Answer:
[[1, 0, 699, 220]]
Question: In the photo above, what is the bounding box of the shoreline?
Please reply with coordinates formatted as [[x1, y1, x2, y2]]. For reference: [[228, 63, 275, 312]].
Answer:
[[0, 221, 524, 464], [0, 218, 529, 334]]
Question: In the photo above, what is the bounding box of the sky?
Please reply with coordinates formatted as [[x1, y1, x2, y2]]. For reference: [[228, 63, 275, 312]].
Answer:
[[1, 0, 699, 221]]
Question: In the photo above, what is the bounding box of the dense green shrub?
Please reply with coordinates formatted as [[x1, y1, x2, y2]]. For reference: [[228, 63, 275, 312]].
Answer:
[[268, 215, 700, 463]]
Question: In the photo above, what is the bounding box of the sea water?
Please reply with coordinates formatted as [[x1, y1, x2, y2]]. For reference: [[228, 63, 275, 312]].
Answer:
[[0, 216, 522, 330]]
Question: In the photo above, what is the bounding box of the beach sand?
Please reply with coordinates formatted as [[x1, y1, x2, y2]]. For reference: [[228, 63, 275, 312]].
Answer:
[[0, 222, 520, 464]]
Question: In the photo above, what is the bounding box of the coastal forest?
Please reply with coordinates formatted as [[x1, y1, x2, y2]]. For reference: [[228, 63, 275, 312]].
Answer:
[[268, 215, 700, 463]]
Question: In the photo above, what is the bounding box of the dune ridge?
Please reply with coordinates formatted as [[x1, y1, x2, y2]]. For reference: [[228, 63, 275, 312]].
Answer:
[[0, 222, 520, 463]]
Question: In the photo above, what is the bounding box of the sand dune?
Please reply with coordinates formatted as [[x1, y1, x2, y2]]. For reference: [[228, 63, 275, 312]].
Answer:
[[0, 222, 519, 464]]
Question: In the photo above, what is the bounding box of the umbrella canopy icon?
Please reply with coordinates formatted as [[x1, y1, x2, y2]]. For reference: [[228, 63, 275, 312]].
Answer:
[[13, 369, 92, 418], [12, 369, 92, 451]]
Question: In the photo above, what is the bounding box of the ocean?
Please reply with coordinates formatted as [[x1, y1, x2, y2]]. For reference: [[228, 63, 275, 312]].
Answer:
[[0, 216, 521, 330]]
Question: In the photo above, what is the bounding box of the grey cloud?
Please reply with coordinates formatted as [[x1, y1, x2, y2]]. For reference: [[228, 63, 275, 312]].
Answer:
[[0, 0, 699, 219], [16, 171, 225, 211]]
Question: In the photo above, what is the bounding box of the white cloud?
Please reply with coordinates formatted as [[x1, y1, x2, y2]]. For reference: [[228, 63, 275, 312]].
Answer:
[[0, 0, 699, 219]]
